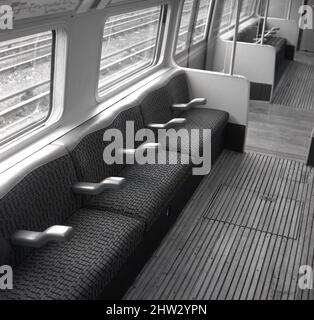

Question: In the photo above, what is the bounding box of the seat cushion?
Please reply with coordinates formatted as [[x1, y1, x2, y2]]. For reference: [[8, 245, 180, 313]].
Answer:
[[85, 152, 192, 230], [0, 209, 145, 300], [179, 108, 229, 163], [265, 37, 286, 53]]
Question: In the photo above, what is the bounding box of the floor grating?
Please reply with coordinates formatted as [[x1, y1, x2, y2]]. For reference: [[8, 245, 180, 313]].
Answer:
[[125, 151, 314, 300]]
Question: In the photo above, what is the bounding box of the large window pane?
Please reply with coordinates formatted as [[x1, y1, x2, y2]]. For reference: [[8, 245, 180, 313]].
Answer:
[[219, 0, 236, 33], [218, 0, 256, 35], [98, 7, 162, 95], [176, 0, 213, 54], [176, 0, 195, 54], [192, 0, 213, 44], [0, 31, 54, 144], [240, 0, 255, 19]]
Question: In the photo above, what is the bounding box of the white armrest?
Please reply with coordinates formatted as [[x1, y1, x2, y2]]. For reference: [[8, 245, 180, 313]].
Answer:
[[73, 177, 125, 195], [172, 98, 207, 111], [12, 226, 74, 248], [148, 118, 187, 130], [119, 142, 160, 156]]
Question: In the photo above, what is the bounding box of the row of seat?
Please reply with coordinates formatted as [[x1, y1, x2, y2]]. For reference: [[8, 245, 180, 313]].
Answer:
[[226, 22, 287, 68], [0, 69, 229, 300]]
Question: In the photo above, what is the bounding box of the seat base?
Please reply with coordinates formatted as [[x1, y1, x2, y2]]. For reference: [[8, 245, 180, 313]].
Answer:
[[98, 172, 204, 300]]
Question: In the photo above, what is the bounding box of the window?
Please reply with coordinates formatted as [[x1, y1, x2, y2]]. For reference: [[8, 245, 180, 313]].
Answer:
[[0, 31, 54, 145], [218, 0, 257, 35], [267, 0, 290, 19], [98, 7, 163, 95], [240, 0, 255, 20], [218, 0, 236, 33], [192, 0, 212, 44], [176, 0, 212, 54], [176, 0, 194, 54]]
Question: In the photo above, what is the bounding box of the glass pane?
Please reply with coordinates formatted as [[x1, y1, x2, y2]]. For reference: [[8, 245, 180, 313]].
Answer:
[[176, 0, 195, 54], [0, 31, 53, 144], [219, 0, 236, 33], [268, 0, 290, 19], [240, 0, 254, 20], [192, 0, 213, 44], [98, 7, 161, 95]]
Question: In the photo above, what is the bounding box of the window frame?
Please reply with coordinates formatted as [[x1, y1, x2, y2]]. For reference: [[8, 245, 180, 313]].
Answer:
[[192, 0, 214, 46], [96, 4, 167, 98], [0, 27, 66, 148], [217, 0, 258, 36], [174, 0, 214, 57]]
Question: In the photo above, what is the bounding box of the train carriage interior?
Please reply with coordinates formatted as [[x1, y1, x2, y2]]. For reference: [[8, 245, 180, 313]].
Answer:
[[1, 0, 314, 301]]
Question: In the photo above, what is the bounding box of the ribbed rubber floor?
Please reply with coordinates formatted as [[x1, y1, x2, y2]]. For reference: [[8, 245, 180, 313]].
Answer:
[[125, 151, 314, 300], [273, 61, 314, 110]]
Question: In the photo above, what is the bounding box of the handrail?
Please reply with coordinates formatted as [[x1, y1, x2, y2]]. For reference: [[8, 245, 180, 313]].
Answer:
[[260, 0, 270, 45], [286, 0, 292, 20], [230, 0, 242, 76]]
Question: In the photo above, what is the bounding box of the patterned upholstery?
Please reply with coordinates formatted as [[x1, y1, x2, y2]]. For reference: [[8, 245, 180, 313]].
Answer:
[[167, 73, 191, 118], [0, 155, 81, 267], [0, 209, 145, 300], [86, 151, 192, 230], [182, 108, 229, 163], [0, 69, 230, 300], [265, 36, 287, 69], [159, 108, 228, 163], [167, 73, 190, 105], [140, 86, 173, 125], [237, 25, 258, 43], [265, 37, 286, 52], [140, 73, 229, 163], [71, 106, 144, 183]]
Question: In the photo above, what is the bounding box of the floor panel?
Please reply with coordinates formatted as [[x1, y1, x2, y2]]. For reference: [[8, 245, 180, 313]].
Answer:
[[246, 102, 314, 161], [273, 61, 314, 110], [125, 151, 314, 300]]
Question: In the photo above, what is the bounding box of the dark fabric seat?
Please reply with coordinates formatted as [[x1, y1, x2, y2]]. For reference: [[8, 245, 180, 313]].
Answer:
[[139, 73, 229, 163], [156, 108, 228, 163], [181, 108, 229, 162], [1, 209, 144, 300], [265, 36, 286, 52], [70, 106, 144, 184], [0, 154, 81, 268], [265, 36, 287, 68], [237, 25, 258, 43], [0, 149, 145, 300], [86, 151, 192, 230], [70, 107, 193, 229], [0, 70, 231, 300], [226, 23, 287, 59]]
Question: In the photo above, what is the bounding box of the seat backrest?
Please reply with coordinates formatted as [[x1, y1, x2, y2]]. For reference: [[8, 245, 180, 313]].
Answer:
[[138, 70, 191, 125], [167, 72, 191, 105], [0, 145, 80, 267], [238, 25, 258, 42], [57, 103, 144, 184], [139, 86, 173, 126], [226, 23, 259, 43]]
